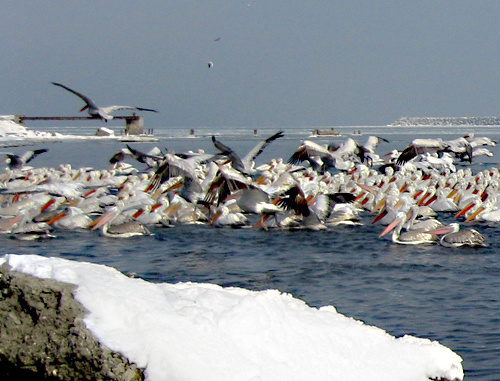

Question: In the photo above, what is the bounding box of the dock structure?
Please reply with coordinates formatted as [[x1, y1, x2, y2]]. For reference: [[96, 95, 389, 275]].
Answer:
[[15, 115, 145, 135]]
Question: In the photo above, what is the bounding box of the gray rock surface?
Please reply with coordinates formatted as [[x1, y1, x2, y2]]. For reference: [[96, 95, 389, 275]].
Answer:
[[0, 263, 144, 380]]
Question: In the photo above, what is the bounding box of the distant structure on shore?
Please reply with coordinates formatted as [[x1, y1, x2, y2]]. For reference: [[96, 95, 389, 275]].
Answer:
[[390, 117, 500, 127]]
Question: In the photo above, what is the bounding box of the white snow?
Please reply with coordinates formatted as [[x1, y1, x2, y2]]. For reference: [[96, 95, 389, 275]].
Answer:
[[0, 115, 116, 143], [0, 116, 64, 142], [1, 254, 463, 381]]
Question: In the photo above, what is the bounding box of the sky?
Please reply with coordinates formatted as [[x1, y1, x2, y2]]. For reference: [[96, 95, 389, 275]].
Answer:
[[2, 254, 464, 380], [1, 1, 499, 128]]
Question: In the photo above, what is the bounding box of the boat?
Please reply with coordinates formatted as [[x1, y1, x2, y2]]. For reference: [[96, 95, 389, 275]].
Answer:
[[311, 128, 341, 136]]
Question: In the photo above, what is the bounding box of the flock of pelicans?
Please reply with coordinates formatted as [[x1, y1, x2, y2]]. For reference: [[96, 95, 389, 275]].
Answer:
[[0, 130, 498, 248]]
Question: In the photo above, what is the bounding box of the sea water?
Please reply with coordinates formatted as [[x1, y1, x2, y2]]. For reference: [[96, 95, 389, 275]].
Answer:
[[3, 124, 500, 379]]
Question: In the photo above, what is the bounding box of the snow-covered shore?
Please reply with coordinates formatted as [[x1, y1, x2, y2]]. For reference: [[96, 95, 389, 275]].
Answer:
[[1, 254, 464, 381], [0, 115, 120, 146]]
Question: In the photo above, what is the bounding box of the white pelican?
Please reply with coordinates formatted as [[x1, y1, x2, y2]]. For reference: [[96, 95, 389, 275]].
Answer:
[[51, 82, 158, 122], [211, 131, 284, 175], [2, 149, 48, 170], [426, 223, 488, 247], [379, 211, 439, 245], [396, 138, 448, 166], [47, 206, 93, 230], [89, 205, 152, 237]]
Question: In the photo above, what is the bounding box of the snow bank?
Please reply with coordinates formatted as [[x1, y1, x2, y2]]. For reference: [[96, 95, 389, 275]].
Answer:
[[1, 254, 463, 381], [0, 116, 63, 143]]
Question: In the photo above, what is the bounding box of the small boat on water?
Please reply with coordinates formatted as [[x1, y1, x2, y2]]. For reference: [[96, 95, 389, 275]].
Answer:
[[311, 128, 341, 137]]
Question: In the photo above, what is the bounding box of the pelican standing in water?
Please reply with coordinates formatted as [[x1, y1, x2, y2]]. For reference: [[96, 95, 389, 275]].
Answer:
[[378, 211, 439, 245], [425, 223, 488, 248], [51, 82, 158, 122]]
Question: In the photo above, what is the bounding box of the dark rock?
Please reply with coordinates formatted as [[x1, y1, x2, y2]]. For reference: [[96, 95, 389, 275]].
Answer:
[[0, 263, 144, 381]]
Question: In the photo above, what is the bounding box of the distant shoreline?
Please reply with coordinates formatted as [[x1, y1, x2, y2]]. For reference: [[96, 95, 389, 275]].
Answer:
[[390, 116, 500, 127]]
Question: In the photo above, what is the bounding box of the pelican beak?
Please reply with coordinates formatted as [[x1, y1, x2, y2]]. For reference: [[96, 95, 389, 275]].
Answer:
[[372, 199, 386, 213], [0, 215, 23, 231], [357, 183, 377, 195], [210, 211, 222, 225], [372, 209, 388, 224], [465, 206, 485, 222], [354, 192, 366, 201], [47, 213, 67, 226], [164, 203, 182, 217], [89, 210, 117, 230], [379, 217, 401, 238], [424, 195, 437, 206], [133, 209, 145, 219], [454, 202, 475, 219], [41, 198, 56, 212], [425, 226, 453, 235], [393, 199, 405, 211], [80, 105, 89, 112]]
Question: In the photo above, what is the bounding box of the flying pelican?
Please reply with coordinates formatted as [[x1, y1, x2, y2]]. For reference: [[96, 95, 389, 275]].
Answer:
[[109, 145, 162, 168], [2, 149, 48, 170], [211, 131, 284, 175], [51, 82, 158, 122], [396, 138, 450, 166], [425, 223, 488, 247]]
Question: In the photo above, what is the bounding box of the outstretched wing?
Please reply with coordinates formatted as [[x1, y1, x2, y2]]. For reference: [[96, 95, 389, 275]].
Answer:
[[101, 105, 158, 114], [21, 149, 48, 164], [242, 130, 284, 164], [211, 136, 247, 174], [51, 82, 97, 108]]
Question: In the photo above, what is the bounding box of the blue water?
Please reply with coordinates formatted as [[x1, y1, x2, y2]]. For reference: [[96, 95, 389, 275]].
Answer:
[[3, 123, 500, 379]]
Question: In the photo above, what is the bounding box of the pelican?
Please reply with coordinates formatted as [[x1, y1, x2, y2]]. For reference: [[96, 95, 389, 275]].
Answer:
[[2, 149, 48, 170], [51, 82, 158, 122], [47, 206, 93, 230], [396, 138, 449, 166], [89, 205, 152, 237], [379, 212, 439, 245], [211, 131, 284, 175], [426, 223, 488, 247], [109, 145, 162, 168]]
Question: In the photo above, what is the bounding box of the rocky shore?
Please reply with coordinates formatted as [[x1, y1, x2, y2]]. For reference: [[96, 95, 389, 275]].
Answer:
[[0, 263, 144, 381]]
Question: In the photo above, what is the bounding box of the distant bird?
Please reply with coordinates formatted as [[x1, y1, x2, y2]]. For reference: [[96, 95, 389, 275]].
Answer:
[[2, 149, 48, 170], [109, 145, 162, 168], [207, 61, 214, 68], [51, 82, 158, 122]]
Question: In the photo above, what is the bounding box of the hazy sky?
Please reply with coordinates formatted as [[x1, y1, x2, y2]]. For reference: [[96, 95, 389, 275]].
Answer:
[[1, 1, 499, 128]]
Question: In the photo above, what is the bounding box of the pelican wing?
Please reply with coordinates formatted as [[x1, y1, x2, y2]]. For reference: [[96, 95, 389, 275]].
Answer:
[[242, 130, 284, 164], [51, 82, 97, 108], [101, 105, 158, 114], [20, 149, 48, 164], [211, 136, 247, 174]]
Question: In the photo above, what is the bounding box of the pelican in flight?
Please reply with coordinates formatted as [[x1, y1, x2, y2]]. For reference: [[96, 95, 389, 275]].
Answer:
[[2, 149, 48, 170], [51, 82, 158, 122]]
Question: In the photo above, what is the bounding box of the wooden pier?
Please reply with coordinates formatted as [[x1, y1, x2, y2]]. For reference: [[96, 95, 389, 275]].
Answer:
[[15, 115, 145, 135]]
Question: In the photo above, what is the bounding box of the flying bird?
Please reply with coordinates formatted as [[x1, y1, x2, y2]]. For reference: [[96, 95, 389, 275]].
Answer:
[[212, 131, 284, 175], [2, 149, 48, 170], [207, 61, 214, 68], [51, 82, 158, 122]]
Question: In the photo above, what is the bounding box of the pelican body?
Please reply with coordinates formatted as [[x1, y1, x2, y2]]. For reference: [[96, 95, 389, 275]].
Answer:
[[52, 82, 158, 122]]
